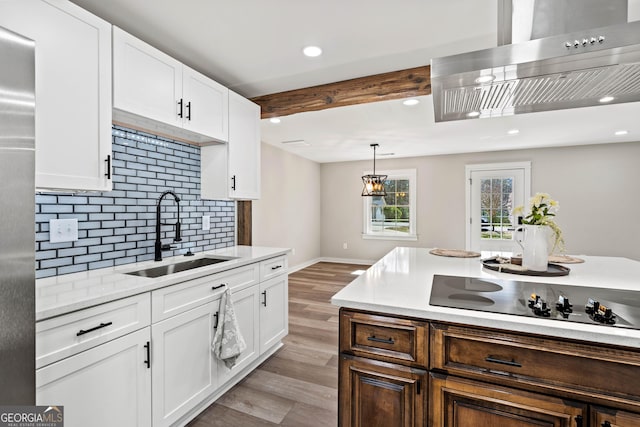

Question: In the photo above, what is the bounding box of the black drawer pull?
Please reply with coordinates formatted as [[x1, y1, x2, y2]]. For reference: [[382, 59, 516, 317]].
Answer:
[[77, 321, 113, 337], [213, 311, 219, 329], [271, 265, 282, 270], [367, 336, 395, 345], [485, 356, 522, 367], [212, 284, 226, 291], [262, 290, 267, 307], [575, 415, 583, 427], [186, 101, 191, 120], [601, 422, 611, 427], [177, 99, 183, 118]]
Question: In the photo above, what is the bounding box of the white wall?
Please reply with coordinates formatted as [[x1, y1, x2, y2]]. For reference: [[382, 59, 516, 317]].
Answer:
[[252, 142, 322, 268], [321, 141, 640, 262]]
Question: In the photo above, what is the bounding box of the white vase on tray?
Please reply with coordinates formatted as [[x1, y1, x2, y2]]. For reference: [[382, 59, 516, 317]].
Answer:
[[516, 224, 549, 272]]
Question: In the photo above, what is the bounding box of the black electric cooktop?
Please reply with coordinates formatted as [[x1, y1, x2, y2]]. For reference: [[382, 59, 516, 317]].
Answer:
[[429, 275, 640, 330]]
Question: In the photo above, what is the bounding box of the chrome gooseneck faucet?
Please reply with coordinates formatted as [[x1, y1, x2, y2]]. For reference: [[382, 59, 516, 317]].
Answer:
[[155, 190, 182, 261]]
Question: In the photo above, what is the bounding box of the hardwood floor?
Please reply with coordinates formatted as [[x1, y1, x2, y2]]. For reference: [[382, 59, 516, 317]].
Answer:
[[187, 262, 368, 427]]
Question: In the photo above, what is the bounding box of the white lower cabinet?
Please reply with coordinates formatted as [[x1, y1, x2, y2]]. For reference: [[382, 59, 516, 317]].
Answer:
[[216, 284, 260, 385], [151, 300, 220, 427], [36, 327, 151, 427], [35, 255, 288, 427], [259, 275, 289, 353]]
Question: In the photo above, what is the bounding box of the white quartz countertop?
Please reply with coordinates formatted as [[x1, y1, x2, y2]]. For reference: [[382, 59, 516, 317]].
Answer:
[[36, 245, 290, 321], [331, 247, 640, 348]]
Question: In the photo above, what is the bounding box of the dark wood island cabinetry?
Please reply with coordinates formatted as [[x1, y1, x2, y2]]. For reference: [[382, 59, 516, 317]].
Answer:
[[338, 308, 640, 427]]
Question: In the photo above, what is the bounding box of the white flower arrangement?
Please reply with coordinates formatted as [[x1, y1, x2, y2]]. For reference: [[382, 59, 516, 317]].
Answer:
[[512, 192, 565, 253]]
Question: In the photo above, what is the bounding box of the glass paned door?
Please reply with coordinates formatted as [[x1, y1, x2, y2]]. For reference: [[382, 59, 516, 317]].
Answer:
[[467, 164, 529, 252]]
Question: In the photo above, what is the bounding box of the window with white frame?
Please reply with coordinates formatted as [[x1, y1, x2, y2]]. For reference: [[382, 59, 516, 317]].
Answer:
[[362, 169, 417, 240]]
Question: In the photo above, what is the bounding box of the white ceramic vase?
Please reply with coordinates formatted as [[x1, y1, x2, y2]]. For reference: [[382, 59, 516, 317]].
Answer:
[[516, 224, 549, 272]]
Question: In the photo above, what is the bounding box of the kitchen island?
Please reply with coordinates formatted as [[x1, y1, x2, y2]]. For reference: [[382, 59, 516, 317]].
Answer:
[[332, 247, 640, 427]]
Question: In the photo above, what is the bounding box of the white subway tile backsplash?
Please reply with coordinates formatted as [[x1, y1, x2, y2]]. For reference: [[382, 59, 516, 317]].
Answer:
[[35, 125, 234, 278]]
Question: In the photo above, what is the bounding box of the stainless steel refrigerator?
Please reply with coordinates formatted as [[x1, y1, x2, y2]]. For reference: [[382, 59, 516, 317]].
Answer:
[[0, 25, 35, 404]]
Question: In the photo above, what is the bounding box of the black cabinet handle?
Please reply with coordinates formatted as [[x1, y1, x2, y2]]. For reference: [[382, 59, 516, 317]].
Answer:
[[262, 290, 267, 307], [177, 99, 183, 118], [271, 265, 282, 270], [77, 321, 113, 337], [485, 356, 522, 367], [186, 101, 191, 120], [212, 284, 226, 291], [367, 336, 395, 345], [213, 311, 219, 329], [104, 155, 111, 179], [575, 415, 583, 427], [601, 421, 611, 427], [416, 379, 421, 395], [231, 175, 236, 191], [144, 341, 150, 369]]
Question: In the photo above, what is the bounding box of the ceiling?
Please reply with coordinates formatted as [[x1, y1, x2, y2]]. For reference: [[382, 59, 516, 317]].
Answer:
[[71, 0, 640, 163]]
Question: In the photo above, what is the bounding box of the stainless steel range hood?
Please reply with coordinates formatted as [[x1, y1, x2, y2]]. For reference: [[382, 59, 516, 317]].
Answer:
[[431, 0, 640, 122]]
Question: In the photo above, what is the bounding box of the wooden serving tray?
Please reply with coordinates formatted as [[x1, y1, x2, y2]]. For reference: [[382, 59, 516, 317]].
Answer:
[[482, 259, 570, 276]]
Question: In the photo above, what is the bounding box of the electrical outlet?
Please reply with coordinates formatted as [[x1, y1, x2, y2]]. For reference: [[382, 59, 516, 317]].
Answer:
[[50, 218, 78, 243], [343, 242, 348, 250], [202, 215, 210, 231]]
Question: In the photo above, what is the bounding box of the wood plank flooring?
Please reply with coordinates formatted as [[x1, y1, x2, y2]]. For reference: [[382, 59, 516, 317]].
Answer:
[[187, 262, 368, 427]]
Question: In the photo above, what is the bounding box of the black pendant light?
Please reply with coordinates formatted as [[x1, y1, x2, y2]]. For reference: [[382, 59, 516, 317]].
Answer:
[[361, 143, 387, 197]]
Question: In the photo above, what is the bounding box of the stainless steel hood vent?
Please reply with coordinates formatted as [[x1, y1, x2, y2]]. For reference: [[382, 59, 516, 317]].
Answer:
[[431, 0, 640, 122]]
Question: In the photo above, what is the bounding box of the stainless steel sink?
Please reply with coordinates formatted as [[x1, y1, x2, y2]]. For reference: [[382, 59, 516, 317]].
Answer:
[[125, 256, 237, 278]]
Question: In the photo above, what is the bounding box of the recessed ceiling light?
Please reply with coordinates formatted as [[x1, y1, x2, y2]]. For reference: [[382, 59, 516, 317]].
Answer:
[[269, 117, 281, 124], [467, 111, 480, 118], [302, 46, 322, 57], [615, 130, 628, 136], [475, 75, 495, 84], [378, 152, 395, 156], [507, 129, 520, 135], [403, 99, 420, 106], [599, 95, 615, 103]]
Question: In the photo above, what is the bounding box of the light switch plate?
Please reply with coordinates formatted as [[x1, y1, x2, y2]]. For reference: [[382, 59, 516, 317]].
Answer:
[[202, 215, 211, 231], [50, 218, 79, 243]]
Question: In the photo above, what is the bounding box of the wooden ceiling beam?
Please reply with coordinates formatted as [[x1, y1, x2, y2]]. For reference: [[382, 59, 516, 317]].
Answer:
[[250, 65, 431, 119]]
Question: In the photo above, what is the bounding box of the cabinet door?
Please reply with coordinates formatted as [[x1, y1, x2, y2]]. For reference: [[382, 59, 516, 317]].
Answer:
[[228, 90, 260, 199], [36, 328, 151, 427], [339, 355, 427, 427], [151, 301, 219, 427], [429, 374, 587, 427], [182, 66, 229, 142], [592, 406, 640, 427], [0, 0, 112, 191], [113, 26, 183, 130], [216, 285, 260, 385], [259, 275, 288, 353]]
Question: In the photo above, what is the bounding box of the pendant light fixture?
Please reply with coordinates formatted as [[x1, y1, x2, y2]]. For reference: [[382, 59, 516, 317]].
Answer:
[[361, 143, 387, 197]]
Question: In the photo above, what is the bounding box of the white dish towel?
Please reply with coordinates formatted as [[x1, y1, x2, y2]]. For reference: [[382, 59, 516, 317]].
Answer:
[[211, 287, 247, 369]]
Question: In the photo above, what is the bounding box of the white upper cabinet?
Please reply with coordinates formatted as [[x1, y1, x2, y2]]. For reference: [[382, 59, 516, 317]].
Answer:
[[112, 27, 229, 144], [112, 27, 182, 129], [201, 90, 261, 200], [0, 0, 113, 192], [182, 67, 229, 141]]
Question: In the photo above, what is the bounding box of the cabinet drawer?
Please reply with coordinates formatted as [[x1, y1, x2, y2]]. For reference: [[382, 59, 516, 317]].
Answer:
[[151, 264, 259, 322], [340, 309, 428, 368], [36, 293, 150, 369], [259, 256, 287, 281], [431, 323, 640, 404]]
